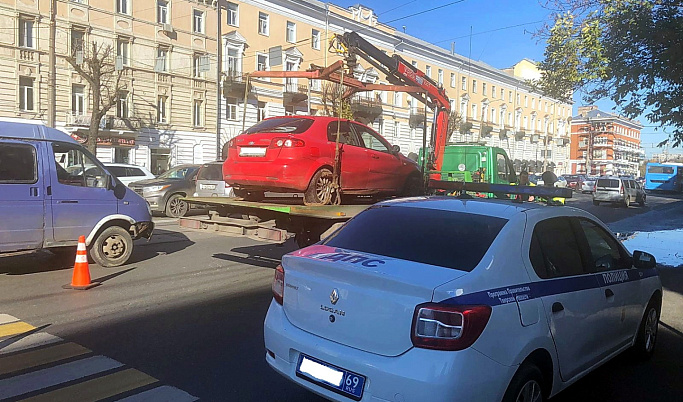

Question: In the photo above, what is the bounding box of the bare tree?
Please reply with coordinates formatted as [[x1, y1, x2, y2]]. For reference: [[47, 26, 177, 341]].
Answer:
[[320, 82, 353, 119], [65, 42, 125, 154]]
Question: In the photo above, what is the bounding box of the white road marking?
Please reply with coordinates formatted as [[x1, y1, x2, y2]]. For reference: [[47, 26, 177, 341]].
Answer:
[[116, 385, 199, 402], [0, 314, 19, 325], [0, 332, 62, 355], [0, 355, 123, 399]]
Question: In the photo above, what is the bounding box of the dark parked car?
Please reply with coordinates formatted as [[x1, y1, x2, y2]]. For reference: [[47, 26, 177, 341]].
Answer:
[[562, 174, 586, 191], [130, 164, 200, 217]]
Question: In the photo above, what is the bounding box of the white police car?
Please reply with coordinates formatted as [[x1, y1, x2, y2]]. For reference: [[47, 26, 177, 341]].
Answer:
[[264, 196, 662, 402]]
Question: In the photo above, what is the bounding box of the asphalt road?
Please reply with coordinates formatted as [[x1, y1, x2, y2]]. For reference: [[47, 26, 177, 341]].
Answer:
[[1, 192, 682, 401]]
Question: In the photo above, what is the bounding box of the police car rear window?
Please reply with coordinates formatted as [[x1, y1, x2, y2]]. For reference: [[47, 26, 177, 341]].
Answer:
[[323, 206, 508, 272]]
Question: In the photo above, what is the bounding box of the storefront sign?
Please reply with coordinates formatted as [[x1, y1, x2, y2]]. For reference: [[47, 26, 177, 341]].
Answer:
[[70, 133, 136, 147]]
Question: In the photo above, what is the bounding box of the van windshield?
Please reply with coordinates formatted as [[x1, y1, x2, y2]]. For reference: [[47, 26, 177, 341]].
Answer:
[[243, 118, 313, 135]]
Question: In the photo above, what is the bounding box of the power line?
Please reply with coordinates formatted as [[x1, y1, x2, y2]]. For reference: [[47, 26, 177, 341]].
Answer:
[[433, 20, 545, 44], [384, 0, 467, 24]]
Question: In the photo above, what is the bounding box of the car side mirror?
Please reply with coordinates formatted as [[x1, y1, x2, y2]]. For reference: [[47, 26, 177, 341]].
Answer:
[[391, 144, 400, 154], [632, 250, 656, 269]]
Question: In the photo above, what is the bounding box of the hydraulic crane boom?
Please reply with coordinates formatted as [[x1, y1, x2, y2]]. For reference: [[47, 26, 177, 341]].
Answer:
[[333, 32, 451, 174]]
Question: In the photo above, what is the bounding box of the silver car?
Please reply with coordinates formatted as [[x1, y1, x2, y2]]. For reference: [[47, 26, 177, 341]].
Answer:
[[194, 161, 234, 198], [581, 176, 599, 193], [593, 176, 646, 207]]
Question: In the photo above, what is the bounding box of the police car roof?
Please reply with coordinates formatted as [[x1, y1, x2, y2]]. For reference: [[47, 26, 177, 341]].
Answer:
[[0, 121, 78, 144], [376, 196, 547, 220]]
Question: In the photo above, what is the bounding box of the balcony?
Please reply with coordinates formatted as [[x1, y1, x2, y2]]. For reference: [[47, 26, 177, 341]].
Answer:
[[515, 130, 525, 140], [459, 121, 473, 134], [480, 124, 493, 138], [350, 97, 383, 123], [409, 108, 426, 128], [19, 49, 36, 61], [223, 73, 251, 98], [499, 128, 509, 140], [283, 81, 308, 105], [65, 114, 141, 131]]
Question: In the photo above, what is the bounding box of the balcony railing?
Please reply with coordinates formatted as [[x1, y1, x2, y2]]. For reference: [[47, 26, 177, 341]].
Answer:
[[409, 108, 426, 128], [350, 97, 383, 123], [65, 113, 140, 130], [223, 73, 251, 97], [19, 49, 36, 61], [283, 81, 308, 104]]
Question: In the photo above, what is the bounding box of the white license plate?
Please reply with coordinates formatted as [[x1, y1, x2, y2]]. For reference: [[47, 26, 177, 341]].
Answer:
[[239, 147, 267, 157], [296, 354, 365, 400], [200, 184, 217, 190]]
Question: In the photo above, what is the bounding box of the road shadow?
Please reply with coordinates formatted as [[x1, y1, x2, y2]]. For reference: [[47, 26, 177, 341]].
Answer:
[[212, 240, 299, 270], [126, 229, 194, 264]]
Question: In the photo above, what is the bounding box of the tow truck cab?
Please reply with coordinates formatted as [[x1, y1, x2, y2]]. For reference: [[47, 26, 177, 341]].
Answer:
[[421, 144, 517, 184]]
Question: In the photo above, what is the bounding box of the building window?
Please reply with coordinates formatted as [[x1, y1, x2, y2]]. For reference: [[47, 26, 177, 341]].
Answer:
[[19, 18, 34, 48], [460, 99, 467, 119], [226, 46, 240, 76], [156, 47, 169, 72], [491, 108, 496, 124], [257, 101, 267, 122], [450, 73, 455, 88], [117, 91, 129, 118], [482, 83, 487, 96], [117, 39, 129, 66], [472, 79, 477, 93], [524, 95, 528, 107], [71, 30, 84, 55], [193, 10, 204, 34], [117, 0, 129, 15], [411, 60, 417, 68], [438, 69, 443, 85], [157, 95, 168, 123], [227, 2, 238, 26], [256, 53, 268, 71], [193, 54, 204, 78], [311, 29, 320, 50], [471, 104, 477, 120], [19, 77, 34, 111], [545, 102, 548, 112], [425, 66, 432, 78], [157, 1, 169, 24], [258, 12, 269, 35], [286, 21, 296, 43], [72, 84, 85, 115], [531, 98, 536, 109], [193, 100, 203, 126], [226, 97, 238, 121], [491, 85, 496, 99], [394, 92, 402, 106], [461, 77, 467, 91], [523, 115, 528, 130], [509, 91, 513, 103], [500, 88, 505, 100]]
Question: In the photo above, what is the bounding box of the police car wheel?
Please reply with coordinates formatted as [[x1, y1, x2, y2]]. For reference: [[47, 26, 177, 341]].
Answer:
[[503, 363, 546, 402], [631, 299, 660, 361]]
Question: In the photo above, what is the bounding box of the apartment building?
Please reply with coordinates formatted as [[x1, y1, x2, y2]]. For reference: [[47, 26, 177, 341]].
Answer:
[[570, 105, 644, 177], [0, 0, 218, 173], [1, 0, 572, 174], [217, 1, 573, 174]]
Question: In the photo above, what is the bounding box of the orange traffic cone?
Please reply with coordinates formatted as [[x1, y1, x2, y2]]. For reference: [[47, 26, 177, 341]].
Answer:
[[62, 236, 100, 290]]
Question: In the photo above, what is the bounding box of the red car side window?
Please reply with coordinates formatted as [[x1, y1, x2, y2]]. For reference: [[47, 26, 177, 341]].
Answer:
[[327, 121, 360, 147]]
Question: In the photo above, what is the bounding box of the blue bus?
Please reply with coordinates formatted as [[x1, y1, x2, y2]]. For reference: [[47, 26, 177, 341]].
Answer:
[[644, 162, 683, 192]]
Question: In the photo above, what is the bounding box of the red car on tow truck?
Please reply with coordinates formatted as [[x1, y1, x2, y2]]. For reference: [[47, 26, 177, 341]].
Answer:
[[222, 116, 422, 205]]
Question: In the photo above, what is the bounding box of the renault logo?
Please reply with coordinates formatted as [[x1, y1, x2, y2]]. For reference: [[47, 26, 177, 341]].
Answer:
[[330, 289, 339, 305]]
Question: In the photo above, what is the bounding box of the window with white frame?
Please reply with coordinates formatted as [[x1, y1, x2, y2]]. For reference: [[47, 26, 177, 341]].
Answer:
[[72, 84, 85, 115], [157, 95, 168, 123], [524, 95, 528, 107], [460, 98, 467, 119], [311, 29, 320, 50], [193, 54, 204, 78], [227, 3, 238, 26], [193, 10, 204, 34], [226, 97, 238, 120], [157, 1, 169, 24], [286, 21, 296, 43], [523, 115, 528, 130], [438, 69, 443, 85], [117, 39, 129, 66], [411, 60, 417, 68], [117, 91, 129, 118], [256, 53, 268, 72], [449, 99, 456, 114], [19, 77, 34, 111], [117, 0, 129, 15], [311, 79, 321, 91], [461, 77, 466, 91], [499, 109, 505, 128], [425, 66, 432, 78], [450, 73, 455, 88], [531, 98, 536, 109], [19, 18, 34, 48], [257, 101, 267, 122], [481, 103, 488, 122], [516, 93, 520, 105], [156, 47, 168, 72], [471, 104, 477, 120], [71, 29, 84, 55], [544, 102, 548, 112], [514, 110, 521, 130], [491, 108, 496, 124], [508, 112, 513, 127], [472, 79, 477, 93], [509, 91, 513, 103], [482, 83, 487, 96], [193, 100, 203, 126], [258, 12, 269, 35], [394, 92, 402, 106], [225, 46, 240, 76], [491, 85, 496, 99]]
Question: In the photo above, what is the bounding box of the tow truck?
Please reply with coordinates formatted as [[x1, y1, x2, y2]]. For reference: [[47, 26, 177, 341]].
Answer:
[[180, 32, 570, 247]]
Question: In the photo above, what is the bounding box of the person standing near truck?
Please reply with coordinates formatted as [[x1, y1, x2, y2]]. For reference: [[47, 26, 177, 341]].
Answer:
[[514, 170, 535, 201]]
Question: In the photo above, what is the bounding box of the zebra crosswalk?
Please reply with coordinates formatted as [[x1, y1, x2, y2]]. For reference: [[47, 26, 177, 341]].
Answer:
[[0, 314, 198, 401]]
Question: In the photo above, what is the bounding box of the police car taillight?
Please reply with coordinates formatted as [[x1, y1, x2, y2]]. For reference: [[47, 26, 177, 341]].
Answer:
[[272, 264, 285, 305], [411, 303, 491, 351]]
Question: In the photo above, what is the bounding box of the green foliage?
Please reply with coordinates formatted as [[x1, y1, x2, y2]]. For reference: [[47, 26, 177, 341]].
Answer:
[[536, 0, 683, 147]]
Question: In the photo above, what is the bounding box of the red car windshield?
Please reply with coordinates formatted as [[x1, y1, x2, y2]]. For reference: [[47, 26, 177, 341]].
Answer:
[[243, 118, 314, 135]]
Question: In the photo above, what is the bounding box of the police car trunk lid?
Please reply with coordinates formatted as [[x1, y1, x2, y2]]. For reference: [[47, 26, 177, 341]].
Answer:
[[281, 246, 467, 357]]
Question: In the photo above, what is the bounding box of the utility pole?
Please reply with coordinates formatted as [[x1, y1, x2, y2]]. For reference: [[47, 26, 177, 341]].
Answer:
[[216, 0, 222, 160], [47, 0, 57, 127]]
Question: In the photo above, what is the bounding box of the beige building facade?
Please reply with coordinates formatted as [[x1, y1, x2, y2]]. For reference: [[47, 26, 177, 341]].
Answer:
[[0, 0, 572, 174]]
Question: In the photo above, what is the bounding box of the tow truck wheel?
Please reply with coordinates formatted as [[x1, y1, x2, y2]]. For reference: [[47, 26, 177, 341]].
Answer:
[[89, 226, 133, 267], [304, 168, 334, 205], [502, 363, 546, 402]]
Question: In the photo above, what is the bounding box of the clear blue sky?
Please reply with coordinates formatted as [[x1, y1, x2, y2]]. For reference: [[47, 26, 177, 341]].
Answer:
[[335, 0, 676, 157]]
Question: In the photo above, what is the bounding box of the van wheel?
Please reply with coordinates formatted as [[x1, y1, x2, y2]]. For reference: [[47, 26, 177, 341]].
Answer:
[[631, 298, 660, 361], [502, 363, 546, 402], [165, 194, 189, 218], [593, 200, 600, 206], [304, 168, 334, 205], [89, 226, 133, 268]]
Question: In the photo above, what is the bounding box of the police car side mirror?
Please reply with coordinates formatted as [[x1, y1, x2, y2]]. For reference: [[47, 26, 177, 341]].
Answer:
[[632, 250, 656, 269]]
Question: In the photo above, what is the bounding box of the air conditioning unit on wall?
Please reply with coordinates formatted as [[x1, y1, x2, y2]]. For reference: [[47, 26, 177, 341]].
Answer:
[[162, 23, 174, 33]]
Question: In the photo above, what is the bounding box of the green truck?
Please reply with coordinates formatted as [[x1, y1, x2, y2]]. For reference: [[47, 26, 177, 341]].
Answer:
[[421, 143, 517, 184]]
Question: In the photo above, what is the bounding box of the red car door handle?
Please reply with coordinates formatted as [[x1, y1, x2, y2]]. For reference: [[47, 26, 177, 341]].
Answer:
[[371, 155, 380, 159]]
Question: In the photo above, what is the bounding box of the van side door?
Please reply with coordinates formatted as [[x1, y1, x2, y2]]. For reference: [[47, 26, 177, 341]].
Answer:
[[0, 140, 45, 252], [49, 142, 117, 243]]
